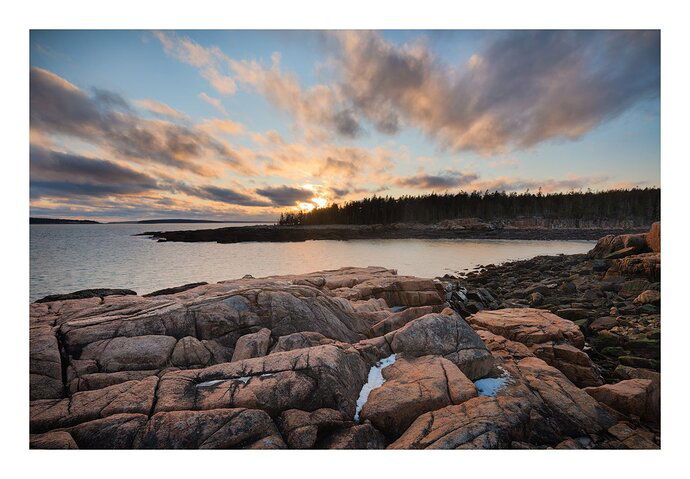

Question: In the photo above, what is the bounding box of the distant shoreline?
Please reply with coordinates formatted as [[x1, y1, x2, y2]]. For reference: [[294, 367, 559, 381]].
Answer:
[[139, 223, 650, 243], [30, 217, 275, 225], [29, 217, 100, 225]]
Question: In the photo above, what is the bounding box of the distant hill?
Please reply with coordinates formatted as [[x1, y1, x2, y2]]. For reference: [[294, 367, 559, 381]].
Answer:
[[30, 217, 100, 224]]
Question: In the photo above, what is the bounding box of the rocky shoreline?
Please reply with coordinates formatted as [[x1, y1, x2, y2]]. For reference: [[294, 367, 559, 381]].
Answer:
[[29, 223, 660, 449], [442, 225, 661, 382], [139, 221, 649, 243]]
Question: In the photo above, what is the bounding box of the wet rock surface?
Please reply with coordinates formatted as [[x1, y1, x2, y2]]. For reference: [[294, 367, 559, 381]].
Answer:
[[30, 225, 661, 449]]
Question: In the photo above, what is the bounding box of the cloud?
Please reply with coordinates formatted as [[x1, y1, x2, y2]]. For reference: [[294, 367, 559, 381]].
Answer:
[[30, 196, 276, 222], [395, 169, 479, 189], [197, 118, 245, 135], [30, 146, 159, 198], [464, 174, 610, 193], [255, 185, 316, 206], [135, 99, 187, 119], [29, 145, 277, 210], [331, 109, 362, 137], [318, 156, 359, 177], [30, 67, 252, 176], [252, 137, 396, 185], [154, 31, 237, 95], [214, 31, 658, 152], [198, 92, 228, 115], [228, 53, 359, 141], [330, 30, 660, 154], [173, 183, 272, 207], [150, 30, 659, 154]]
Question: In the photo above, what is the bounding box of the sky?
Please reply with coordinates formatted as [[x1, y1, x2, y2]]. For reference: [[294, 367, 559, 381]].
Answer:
[[29, 30, 660, 221]]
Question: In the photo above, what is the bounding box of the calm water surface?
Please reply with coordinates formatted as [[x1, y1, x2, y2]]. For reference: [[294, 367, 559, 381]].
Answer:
[[30, 223, 594, 301]]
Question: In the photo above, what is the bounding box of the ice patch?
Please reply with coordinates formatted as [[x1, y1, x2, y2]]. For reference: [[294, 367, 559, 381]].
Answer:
[[196, 379, 225, 388], [260, 373, 274, 378], [353, 353, 397, 422], [196, 376, 251, 388], [473, 367, 512, 397]]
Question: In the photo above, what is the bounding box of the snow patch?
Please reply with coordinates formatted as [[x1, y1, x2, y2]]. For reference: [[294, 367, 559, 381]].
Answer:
[[474, 367, 512, 397], [196, 379, 225, 388], [196, 376, 251, 388], [354, 354, 397, 423]]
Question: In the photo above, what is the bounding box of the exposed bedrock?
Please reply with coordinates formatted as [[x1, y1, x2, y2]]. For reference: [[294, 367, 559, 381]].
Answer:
[[29, 264, 659, 449]]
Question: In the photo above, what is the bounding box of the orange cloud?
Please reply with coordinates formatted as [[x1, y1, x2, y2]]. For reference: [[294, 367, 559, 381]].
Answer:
[[154, 31, 237, 95], [135, 99, 188, 119]]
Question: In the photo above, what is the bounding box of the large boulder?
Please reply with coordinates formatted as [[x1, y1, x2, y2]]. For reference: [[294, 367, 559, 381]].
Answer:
[[359, 355, 477, 438], [646, 222, 660, 253], [390, 357, 615, 449], [170, 336, 212, 368], [584, 379, 658, 423], [633, 290, 661, 306], [467, 309, 601, 388], [530, 342, 603, 387], [467, 308, 585, 348], [605, 253, 660, 282], [30, 376, 158, 433], [231, 328, 272, 361], [588, 232, 649, 259], [381, 311, 494, 380], [65, 413, 149, 448], [80, 335, 177, 372]]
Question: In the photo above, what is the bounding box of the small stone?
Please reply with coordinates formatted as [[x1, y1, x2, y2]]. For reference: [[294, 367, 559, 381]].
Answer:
[[633, 290, 660, 306], [528, 292, 544, 307]]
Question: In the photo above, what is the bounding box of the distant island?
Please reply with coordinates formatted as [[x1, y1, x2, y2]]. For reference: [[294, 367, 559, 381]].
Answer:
[[107, 219, 273, 224], [30, 217, 101, 224], [30, 217, 275, 225]]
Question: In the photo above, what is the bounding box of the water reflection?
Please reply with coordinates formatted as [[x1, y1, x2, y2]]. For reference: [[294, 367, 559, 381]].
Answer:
[[30, 223, 594, 301]]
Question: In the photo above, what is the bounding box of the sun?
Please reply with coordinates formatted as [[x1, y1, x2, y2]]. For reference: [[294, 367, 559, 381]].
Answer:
[[311, 196, 327, 208], [297, 202, 315, 212]]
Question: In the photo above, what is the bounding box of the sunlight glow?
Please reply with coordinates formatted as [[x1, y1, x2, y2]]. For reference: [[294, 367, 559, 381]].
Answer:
[[312, 197, 327, 208], [297, 202, 315, 212]]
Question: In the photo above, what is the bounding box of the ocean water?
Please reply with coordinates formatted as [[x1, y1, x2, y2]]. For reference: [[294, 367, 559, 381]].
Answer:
[[30, 223, 595, 302]]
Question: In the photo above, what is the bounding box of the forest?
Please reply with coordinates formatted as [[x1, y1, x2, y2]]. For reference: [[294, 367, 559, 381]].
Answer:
[[278, 188, 661, 226]]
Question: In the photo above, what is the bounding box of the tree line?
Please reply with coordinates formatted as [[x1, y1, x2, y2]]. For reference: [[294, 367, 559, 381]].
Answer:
[[278, 188, 660, 226]]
